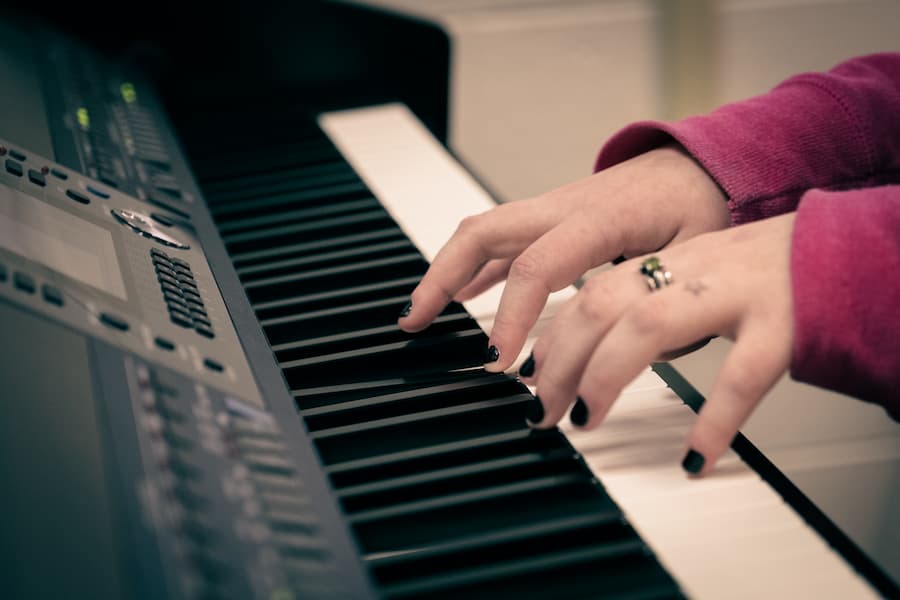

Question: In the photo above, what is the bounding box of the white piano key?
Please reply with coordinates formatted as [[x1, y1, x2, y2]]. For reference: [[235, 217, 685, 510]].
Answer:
[[318, 103, 879, 599]]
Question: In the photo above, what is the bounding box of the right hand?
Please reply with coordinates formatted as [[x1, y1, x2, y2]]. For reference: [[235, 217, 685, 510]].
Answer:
[[398, 143, 732, 371]]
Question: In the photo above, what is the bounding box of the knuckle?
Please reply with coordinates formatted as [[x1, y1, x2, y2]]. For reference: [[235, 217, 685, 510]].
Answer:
[[576, 279, 614, 322], [720, 368, 766, 402], [508, 252, 546, 285], [625, 298, 670, 337]]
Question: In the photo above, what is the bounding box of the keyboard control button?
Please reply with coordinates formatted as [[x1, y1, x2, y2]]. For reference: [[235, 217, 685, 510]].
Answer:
[[65, 189, 91, 205], [203, 358, 224, 373], [100, 312, 130, 331], [5, 159, 23, 177], [50, 168, 68, 180], [27, 169, 46, 187], [0, 263, 7, 282], [155, 337, 176, 351], [13, 272, 35, 294], [8, 149, 25, 161], [86, 185, 110, 199], [41, 284, 64, 306]]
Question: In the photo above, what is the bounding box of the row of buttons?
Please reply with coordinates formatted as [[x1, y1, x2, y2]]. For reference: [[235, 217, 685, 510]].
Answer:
[[1, 148, 115, 207], [0, 260, 223, 373], [0, 263, 65, 306], [151, 248, 215, 339]]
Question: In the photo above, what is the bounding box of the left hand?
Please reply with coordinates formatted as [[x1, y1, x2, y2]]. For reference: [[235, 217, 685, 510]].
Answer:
[[522, 212, 796, 476]]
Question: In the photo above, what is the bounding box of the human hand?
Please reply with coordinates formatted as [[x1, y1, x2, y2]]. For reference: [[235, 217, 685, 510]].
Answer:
[[523, 212, 796, 475], [398, 144, 731, 371]]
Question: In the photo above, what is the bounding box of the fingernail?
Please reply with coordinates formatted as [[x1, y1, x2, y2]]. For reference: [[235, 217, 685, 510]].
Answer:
[[526, 396, 544, 425], [486, 345, 500, 363], [399, 300, 412, 318], [518, 353, 535, 378], [570, 397, 589, 427], [682, 448, 705, 474]]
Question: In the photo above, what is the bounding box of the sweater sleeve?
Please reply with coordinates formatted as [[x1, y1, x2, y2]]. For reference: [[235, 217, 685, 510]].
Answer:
[[594, 53, 900, 225], [791, 186, 900, 418]]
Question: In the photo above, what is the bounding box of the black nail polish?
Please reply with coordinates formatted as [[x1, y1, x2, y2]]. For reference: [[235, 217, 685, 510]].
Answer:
[[486, 345, 500, 363], [526, 396, 544, 425], [518, 353, 535, 378], [570, 397, 589, 427], [682, 449, 705, 474], [399, 300, 412, 318]]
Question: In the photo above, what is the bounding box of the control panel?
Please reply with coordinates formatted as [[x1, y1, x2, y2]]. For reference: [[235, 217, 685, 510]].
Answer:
[[0, 138, 262, 406]]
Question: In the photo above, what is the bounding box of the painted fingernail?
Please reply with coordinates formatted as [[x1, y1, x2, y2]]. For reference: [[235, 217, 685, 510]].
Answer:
[[526, 396, 544, 425], [486, 345, 500, 363], [682, 448, 705, 474], [518, 353, 535, 378], [399, 300, 412, 318], [570, 397, 589, 427]]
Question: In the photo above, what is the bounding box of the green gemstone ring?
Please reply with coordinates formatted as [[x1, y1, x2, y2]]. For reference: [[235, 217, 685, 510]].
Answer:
[[640, 255, 672, 291]]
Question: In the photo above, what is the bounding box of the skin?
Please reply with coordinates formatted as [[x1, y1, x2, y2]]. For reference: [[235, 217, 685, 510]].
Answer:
[[398, 143, 796, 475]]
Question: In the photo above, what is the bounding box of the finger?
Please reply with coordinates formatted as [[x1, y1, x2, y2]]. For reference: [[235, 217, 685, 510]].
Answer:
[[575, 277, 734, 429], [682, 326, 789, 476], [399, 199, 568, 332], [529, 273, 640, 427], [485, 213, 624, 371], [455, 258, 512, 301]]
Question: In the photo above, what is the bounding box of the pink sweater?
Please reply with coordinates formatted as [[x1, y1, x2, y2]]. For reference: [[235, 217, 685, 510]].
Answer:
[[595, 53, 900, 418]]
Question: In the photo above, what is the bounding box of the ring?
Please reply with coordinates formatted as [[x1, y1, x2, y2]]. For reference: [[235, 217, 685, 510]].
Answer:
[[640, 256, 672, 292]]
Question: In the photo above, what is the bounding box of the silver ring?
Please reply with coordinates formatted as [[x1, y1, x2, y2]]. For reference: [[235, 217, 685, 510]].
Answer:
[[640, 256, 672, 292]]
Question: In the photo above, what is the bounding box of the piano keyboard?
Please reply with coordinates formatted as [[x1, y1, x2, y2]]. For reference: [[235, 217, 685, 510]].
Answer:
[[177, 101, 878, 599]]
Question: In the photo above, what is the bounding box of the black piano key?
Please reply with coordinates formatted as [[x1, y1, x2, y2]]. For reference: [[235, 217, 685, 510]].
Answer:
[[261, 295, 423, 343], [327, 425, 561, 488], [301, 374, 524, 431], [378, 544, 679, 600], [212, 181, 373, 222], [217, 197, 380, 235], [351, 477, 612, 553], [279, 328, 488, 384], [225, 211, 396, 256], [206, 164, 360, 208], [243, 253, 427, 304], [238, 239, 414, 282], [231, 228, 404, 268], [272, 312, 472, 364], [253, 274, 419, 320], [312, 396, 529, 466], [340, 451, 585, 515]]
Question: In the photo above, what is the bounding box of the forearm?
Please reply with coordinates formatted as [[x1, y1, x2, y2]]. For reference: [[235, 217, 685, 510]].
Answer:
[[790, 186, 900, 418], [595, 53, 900, 225]]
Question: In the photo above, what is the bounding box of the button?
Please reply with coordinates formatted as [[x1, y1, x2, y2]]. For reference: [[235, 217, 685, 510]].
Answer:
[[99, 312, 130, 331], [65, 189, 91, 205], [0, 263, 7, 282], [50, 169, 68, 180], [150, 248, 170, 259], [191, 314, 211, 327], [27, 169, 46, 187], [13, 271, 35, 293], [160, 282, 182, 297], [157, 273, 179, 287], [169, 310, 193, 328], [155, 336, 176, 351], [195, 325, 215, 339], [155, 264, 178, 279], [5, 159, 23, 177], [86, 185, 110, 199], [8, 149, 25, 161], [41, 284, 64, 306], [203, 358, 224, 373], [151, 212, 174, 227]]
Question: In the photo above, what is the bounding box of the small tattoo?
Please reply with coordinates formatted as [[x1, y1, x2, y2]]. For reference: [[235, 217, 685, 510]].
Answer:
[[685, 281, 707, 296]]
